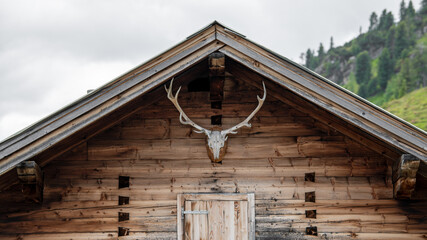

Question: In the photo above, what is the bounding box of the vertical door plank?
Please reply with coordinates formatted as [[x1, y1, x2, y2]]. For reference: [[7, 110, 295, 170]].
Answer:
[[184, 201, 192, 240], [198, 201, 209, 240], [208, 200, 224, 239], [234, 201, 239, 240], [191, 201, 199, 240], [192, 201, 209, 240], [247, 193, 255, 240], [177, 194, 184, 240], [223, 201, 235, 239], [239, 201, 249, 240]]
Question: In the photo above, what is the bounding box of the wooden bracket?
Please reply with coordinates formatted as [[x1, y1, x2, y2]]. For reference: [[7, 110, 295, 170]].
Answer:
[[16, 161, 43, 203], [209, 52, 225, 102], [393, 154, 421, 199]]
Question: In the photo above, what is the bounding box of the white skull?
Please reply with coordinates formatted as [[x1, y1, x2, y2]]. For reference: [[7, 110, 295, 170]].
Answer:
[[207, 131, 228, 160]]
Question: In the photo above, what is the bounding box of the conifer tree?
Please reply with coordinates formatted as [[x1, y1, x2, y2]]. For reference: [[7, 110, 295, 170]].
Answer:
[[399, 60, 411, 94], [385, 12, 395, 30], [305, 49, 313, 69], [406, 1, 415, 18], [369, 12, 378, 30], [378, 48, 393, 90], [412, 48, 427, 88], [367, 78, 379, 96], [400, 0, 407, 21], [378, 10, 387, 30], [355, 51, 371, 85], [395, 22, 409, 58], [378, 10, 394, 30], [318, 43, 325, 62], [386, 27, 396, 58], [358, 83, 368, 97], [422, 0, 427, 14]]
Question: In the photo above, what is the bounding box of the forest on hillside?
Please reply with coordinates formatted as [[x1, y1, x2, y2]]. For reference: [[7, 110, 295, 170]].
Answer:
[[302, 0, 427, 130]]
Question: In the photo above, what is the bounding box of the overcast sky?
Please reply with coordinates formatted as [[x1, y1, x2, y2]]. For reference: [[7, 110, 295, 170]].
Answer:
[[0, 0, 422, 141]]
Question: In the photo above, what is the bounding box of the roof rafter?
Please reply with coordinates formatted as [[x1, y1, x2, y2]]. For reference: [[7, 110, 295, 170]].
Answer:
[[214, 26, 426, 160], [0, 21, 425, 178]]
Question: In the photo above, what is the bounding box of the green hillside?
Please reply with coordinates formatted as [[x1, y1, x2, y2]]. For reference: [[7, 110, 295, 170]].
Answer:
[[383, 87, 427, 130], [303, 0, 427, 130]]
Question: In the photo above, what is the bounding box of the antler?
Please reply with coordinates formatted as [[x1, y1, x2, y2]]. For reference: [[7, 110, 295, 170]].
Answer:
[[221, 81, 266, 135], [165, 79, 211, 135]]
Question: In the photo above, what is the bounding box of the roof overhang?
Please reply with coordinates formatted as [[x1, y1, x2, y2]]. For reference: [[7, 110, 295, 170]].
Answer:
[[0, 21, 426, 177]]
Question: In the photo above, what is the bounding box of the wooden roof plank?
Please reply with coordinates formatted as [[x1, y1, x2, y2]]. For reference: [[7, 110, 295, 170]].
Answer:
[[0, 27, 217, 156], [0, 39, 224, 175], [227, 59, 402, 161], [0, 21, 426, 178], [215, 31, 426, 160], [218, 46, 426, 160]]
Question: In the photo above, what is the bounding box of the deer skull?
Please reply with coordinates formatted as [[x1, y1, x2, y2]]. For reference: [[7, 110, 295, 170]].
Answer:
[[206, 131, 228, 161], [165, 79, 266, 162]]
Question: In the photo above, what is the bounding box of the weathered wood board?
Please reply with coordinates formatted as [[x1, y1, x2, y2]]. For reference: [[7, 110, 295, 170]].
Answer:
[[0, 70, 425, 240]]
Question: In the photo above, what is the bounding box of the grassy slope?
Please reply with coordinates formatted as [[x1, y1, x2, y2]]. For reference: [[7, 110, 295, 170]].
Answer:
[[382, 87, 427, 130]]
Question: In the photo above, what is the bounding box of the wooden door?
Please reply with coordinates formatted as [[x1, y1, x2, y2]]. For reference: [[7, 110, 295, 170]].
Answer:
[[177, 193, 255, 240]]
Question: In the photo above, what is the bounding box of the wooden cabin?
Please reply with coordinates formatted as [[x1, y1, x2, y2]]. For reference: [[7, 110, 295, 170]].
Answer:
[[0, 22, 426, 239]]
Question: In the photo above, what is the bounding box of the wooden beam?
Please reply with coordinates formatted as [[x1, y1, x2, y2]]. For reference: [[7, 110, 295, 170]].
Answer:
[[16, 161, 43, 203], [209, 52, 225, 102], [393, 154, 421, 199]]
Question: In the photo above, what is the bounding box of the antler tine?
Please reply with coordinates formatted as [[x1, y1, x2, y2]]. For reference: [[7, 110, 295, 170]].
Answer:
[[222, 81, 267, 135], [165, 79, 210, 135]]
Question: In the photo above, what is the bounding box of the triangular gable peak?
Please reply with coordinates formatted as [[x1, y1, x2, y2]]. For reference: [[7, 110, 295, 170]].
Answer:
[[0, 21, 426, 180]]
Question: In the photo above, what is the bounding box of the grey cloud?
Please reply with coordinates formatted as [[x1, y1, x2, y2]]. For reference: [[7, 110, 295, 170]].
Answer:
[[0, 0, 420, 140]]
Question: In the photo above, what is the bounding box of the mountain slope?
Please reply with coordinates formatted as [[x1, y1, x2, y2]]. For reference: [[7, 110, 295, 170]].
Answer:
[[383, 87, 427, 130], [303, 0, 427, 130]]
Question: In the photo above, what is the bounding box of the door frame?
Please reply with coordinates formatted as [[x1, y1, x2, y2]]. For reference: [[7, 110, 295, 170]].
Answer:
[[177, 193, 255, 240]]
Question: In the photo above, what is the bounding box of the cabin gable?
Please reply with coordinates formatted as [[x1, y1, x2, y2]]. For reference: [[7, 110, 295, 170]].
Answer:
[[0, 22, 426, 239], [1, 60, 426, 239]]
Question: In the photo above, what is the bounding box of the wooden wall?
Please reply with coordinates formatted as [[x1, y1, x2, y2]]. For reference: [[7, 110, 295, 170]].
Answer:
[[0, 75, 426, 240]]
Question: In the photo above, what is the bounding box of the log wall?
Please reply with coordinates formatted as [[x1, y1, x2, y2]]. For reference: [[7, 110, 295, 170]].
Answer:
[[0, 76, 426, 239]]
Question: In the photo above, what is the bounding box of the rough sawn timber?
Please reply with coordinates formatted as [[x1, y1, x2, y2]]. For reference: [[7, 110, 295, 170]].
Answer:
[[0, 73, 426, 239]]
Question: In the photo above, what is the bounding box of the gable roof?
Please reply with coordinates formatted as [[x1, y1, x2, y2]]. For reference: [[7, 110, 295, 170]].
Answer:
[[0, 21, 426, 176]]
